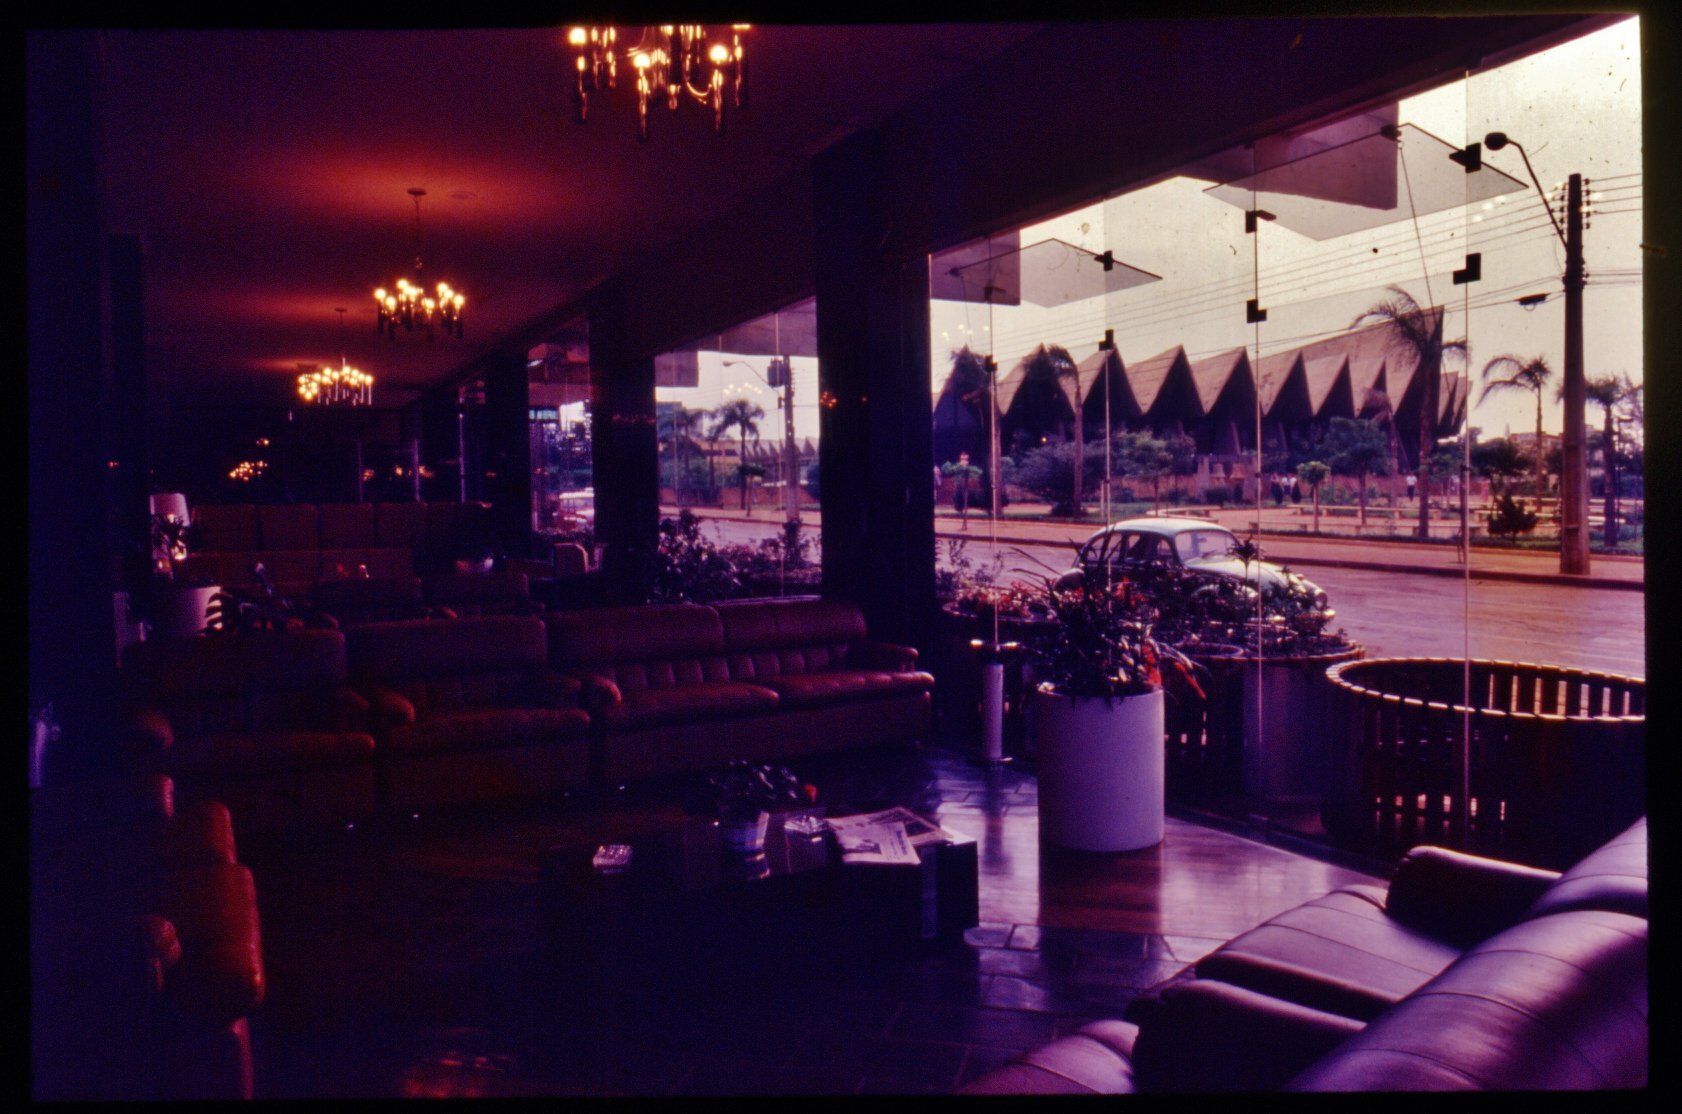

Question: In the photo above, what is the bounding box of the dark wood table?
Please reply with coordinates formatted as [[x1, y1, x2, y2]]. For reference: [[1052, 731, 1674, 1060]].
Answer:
[[539, 810, 978, 997]]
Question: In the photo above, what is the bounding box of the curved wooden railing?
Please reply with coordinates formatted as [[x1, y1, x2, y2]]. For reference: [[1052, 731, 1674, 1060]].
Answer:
[[1323, 657, 1645, 869]]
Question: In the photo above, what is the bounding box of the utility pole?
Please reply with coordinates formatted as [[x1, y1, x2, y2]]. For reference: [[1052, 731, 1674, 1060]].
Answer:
[[1559, 173, 1589, 574], [770, 355, 799, 523], [1483, 133, 1588, 575]]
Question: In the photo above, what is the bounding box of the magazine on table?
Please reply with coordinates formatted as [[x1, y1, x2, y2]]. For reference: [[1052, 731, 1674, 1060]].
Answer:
[[825, 807, 960, 861]]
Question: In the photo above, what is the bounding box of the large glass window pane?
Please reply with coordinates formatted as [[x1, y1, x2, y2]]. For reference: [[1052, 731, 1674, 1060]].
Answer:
[[651, 299, 821, 599], [527, 323, 594, 554]]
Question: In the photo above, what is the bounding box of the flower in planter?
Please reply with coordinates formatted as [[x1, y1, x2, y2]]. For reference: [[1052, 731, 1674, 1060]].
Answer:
[[705, 761, 817, 823], [1025, 574, 1203, 702]]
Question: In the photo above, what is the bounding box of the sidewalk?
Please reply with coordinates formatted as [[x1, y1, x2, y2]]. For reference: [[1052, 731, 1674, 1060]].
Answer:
[[672, 504, 1645, 592]]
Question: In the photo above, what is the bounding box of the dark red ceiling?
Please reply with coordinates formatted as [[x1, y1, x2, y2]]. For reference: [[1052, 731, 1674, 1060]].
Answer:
[[96, 24, 1045, 409]]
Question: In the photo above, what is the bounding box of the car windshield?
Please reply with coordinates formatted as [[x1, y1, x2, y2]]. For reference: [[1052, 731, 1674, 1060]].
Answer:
[[1173, 529, 1238, 563]]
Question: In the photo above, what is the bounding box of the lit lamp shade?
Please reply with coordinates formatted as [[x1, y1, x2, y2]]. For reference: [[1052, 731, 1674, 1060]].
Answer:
[[149, 492, 191, 523]]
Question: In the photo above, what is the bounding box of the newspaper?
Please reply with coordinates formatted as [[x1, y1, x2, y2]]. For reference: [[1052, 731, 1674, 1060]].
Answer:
[[826, 807, 960, 864], [829, 820, 920, 866]]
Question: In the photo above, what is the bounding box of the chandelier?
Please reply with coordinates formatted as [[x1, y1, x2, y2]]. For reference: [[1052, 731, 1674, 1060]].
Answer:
[[298, 308, 375, 406], [567, 24, 749, 141], [374, 188, 465, 340]]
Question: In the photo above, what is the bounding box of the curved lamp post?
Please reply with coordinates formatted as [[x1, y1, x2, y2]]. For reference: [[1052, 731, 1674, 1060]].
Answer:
[[1484, 131, 1588, 576]]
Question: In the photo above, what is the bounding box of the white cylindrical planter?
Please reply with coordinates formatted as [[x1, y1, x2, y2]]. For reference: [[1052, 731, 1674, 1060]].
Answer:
[[1033, 687, 1165, 851], [151, 584, 221, 639], [980, 660, 1005, 762]]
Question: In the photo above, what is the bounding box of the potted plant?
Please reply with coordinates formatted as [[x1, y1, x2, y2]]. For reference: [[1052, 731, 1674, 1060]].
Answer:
[[1022, 574, 1200, 852], [704, 761, 819, 853], [1145, 543, 1363, 806]]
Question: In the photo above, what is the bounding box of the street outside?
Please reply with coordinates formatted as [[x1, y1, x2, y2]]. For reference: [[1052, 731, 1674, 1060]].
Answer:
[[675, 505, 1646, 680]]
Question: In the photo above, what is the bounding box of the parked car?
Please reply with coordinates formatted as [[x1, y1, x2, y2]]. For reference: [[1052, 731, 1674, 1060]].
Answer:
[[1056, 515, 1331, 612]]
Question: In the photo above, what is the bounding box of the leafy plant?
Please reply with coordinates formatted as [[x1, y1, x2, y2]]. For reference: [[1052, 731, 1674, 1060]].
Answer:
[[650, 510, 740, 603], [1487, 492, 1540, 539], [705, 761, 818, 823], [1023, 572, 1200, 702]]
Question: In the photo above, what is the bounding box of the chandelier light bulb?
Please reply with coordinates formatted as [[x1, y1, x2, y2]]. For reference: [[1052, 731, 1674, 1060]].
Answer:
[[374, 189, 465, 341], [568, 23, 748, 141]]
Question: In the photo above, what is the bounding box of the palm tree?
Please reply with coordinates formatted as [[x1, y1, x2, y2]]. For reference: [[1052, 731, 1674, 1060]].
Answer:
[[1583, 373, 1639, 549], [1033, 344, 1085, 516], [1351, 286, 1468, 540], [1479, 354, 1555, 501], [708, 398, 765, 512]]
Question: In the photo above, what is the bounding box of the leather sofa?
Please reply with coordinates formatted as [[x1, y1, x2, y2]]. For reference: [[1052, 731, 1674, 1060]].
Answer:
[[544, 597, 934, 786], [120, 628, 379, 836], [961, 817, 1648, 1092], [31, 774, 265, 1100], [182, 500, 492, 596], [346, 614, 592, 813]]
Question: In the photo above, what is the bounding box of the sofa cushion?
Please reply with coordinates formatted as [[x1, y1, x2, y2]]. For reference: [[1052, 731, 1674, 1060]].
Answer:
[[258, 504, 319, 551], [1193, 886, 1462, 1021], [385, 707, 590, 756], [1526, 815, 1646, 920], [757, 669, 934, 709], [318, 502, 377, 549], [191, 504, 260, 552], [595, 682, 780, 731], [1288, 909, 1648, 1091], [166, 730, 376, 776], [714, 597, 866, 651], [959, 1020, 1142, 1094], [348, 615, 548, 680], [375, 502, 429, 550], [546, 603, 724, 668]]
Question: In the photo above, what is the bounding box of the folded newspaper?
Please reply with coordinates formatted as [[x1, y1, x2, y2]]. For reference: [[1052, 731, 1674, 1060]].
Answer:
[[826, 807, 959, 865]]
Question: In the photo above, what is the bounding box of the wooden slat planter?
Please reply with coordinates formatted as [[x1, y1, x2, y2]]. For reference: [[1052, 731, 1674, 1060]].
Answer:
[[1322, 657, 1645, 870], [1163, 643, 1365, 806]]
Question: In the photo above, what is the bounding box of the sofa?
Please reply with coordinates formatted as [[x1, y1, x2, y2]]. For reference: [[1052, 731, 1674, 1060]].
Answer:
[[543, 597, 935, 786], [120, 628, 379, 837], [345, 614, 592, 813], [961, 817, 1648, 1092], [31, 774, 266, 1100], [182, 500, 492, 597]]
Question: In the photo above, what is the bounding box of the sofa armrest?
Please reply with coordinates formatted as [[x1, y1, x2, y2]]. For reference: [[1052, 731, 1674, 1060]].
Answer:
[[570, 674, 623, 714], [125, 706, 176, 759], [358, 684, 416, 728], [853, 639, 919, 671], [1384, 845, 1561, 948], [532, 671, 584, 709], [151, 800, 240, 867], [1127, 979, 1366, 1092], [330, 684, 372, 727], [156, 863, 265, 1027]]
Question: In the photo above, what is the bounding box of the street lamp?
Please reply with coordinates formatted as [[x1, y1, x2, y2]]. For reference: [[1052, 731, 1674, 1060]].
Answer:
[[1484, 131, 1588, 575], [722, 357, 800, 524]]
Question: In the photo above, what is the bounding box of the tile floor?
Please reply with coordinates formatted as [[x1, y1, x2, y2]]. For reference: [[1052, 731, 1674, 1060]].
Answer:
[[239, 742, 1384, 1097]]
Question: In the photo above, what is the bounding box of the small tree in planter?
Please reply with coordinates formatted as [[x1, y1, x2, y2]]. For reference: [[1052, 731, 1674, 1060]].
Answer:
[[1020, 573, 1200, 851], [1296, 460, 1331, 533]]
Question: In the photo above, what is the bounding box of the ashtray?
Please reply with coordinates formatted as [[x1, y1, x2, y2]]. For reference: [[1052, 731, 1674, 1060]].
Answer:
[[783, 812, 827, 839]]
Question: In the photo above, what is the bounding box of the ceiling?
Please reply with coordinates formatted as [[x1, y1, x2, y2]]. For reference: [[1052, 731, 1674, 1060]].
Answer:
[[94, 24, 1046, 411]]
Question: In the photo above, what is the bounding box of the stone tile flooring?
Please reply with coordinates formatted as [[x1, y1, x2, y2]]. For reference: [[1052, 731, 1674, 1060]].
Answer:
[[240, 743, 1383, 1097]]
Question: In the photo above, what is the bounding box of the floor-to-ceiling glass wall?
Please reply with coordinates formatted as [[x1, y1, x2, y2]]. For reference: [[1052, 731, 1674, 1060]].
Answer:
[[927, 16, 1643, 864]]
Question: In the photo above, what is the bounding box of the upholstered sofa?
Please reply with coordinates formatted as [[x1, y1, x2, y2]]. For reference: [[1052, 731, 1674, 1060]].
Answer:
[[345, 614, 592, 813], [182, 500, 492, 596], [31, 774, 266, 1100], [543, 597, 935, 786], [120, 628, 379, 836], [962, 817, 1648, 1093]]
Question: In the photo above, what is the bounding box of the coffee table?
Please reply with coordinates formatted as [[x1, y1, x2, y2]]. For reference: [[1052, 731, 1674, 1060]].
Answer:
[[539, 810, 978, 995]]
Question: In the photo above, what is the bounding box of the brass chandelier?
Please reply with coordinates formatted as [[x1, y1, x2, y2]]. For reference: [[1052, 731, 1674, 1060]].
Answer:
[[374, 188, 465, 341], [567, 24, 748, 141], [298, 308, 374, 406]]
